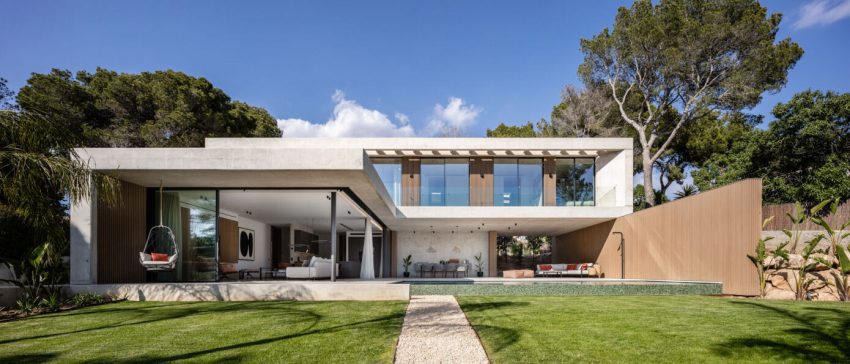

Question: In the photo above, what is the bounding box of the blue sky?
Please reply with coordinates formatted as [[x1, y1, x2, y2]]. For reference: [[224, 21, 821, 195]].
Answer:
[[2, 0, 849, 138]]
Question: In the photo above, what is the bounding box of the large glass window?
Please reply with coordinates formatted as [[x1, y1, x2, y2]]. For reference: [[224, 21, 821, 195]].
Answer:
[[372, 159, 402, 205], [152, 190, 218, 282], [445, 159, 470, 206], [556, 158, 595, 206], [420, 158, 469, 206], [494, 158, 542, 206]]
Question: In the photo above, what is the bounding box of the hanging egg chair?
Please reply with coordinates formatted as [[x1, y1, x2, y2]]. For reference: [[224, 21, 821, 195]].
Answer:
[[139, 181, 179, 271]]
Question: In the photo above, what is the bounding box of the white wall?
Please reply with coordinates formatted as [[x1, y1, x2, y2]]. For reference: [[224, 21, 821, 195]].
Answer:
[[395, 231, 489, 277], [595, 149, 632, 208], [221, 209, 272, 270]]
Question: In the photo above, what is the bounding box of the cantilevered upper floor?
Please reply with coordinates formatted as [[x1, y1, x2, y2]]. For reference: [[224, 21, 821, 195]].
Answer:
[[75, 137, 633, 235]]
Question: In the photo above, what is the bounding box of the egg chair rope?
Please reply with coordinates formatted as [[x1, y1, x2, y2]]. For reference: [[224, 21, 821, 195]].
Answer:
[[139, 181, 179, 271]]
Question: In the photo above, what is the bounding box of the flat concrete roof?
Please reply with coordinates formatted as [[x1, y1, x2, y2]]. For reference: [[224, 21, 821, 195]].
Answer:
[[203, 137, 633, 151]]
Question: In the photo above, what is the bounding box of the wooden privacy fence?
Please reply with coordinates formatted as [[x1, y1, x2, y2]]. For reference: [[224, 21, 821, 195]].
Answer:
[[763, 202, 850, 231], [555, 179, 762, 296]]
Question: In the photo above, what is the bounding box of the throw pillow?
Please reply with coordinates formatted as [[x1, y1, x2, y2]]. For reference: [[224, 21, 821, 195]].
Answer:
[[151, 253, 169, 262]]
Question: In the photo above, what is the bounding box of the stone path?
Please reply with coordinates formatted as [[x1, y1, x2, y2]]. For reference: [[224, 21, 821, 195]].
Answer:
[[394, 295, 489, 364]]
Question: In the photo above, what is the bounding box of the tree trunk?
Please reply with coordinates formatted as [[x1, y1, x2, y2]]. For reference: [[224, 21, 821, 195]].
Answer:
[[642, 149, 654, 208]]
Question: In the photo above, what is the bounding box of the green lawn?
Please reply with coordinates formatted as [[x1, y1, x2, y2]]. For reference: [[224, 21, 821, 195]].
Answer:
[[0, 300, 407, 363], [458, 296, 850, 363]]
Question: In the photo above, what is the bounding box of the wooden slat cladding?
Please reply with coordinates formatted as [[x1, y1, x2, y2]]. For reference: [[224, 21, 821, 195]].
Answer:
[[401, 158, 420, 206], [219, 218, 238, 263], [554, 179, 762, 296], [763, 202, 850, 231], [542, 157, 556, 206], [97, 180, 147, 284], [469, 158, 493, 206]]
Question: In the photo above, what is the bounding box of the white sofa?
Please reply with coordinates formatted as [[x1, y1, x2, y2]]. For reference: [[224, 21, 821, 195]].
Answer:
[[536, 263, 598, 277], [286, 257, 339, 279]]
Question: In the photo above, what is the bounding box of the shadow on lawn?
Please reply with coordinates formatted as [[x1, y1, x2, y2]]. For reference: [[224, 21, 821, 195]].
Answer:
[[49, 311, 405, 364], [0, 301, 322, 346], [713, 301, 849, 363], [459, 300, 528, 353]]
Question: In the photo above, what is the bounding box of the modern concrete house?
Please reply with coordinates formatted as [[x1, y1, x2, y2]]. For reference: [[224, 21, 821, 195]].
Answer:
[[69, 138, 632, 282]]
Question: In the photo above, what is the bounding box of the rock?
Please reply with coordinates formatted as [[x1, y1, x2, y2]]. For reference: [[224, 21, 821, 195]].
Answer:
[[768, 273, 792, 291], [768, 269, 797, 291], [763, 256, 785, 269], [764, 286, 796, 300], [785, 254, 804, 269], [808, 253, 836, 271]]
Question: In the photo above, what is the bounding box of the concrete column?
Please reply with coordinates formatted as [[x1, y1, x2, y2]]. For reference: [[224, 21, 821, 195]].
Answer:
[[329, 192, 337, 282], [488, 231, 497, 277], [70, 190, 97, 284]]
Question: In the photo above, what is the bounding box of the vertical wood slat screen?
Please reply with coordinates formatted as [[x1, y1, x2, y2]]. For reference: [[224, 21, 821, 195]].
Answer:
[[401, 158, 420, 206], [469, 158, 493, 206], [97, 180, 147, 284], [543, 157, 556, 206], [219, 217, 238, 263], [555, 179, 762, 296], [762, 202, 850, 231]]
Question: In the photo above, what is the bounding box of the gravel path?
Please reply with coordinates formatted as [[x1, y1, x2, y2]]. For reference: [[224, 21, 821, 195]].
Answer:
[[394, 295, 489, 364]]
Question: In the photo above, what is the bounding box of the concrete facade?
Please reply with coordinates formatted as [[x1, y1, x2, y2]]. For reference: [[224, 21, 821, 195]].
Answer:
[[70, 137, 634, 289]]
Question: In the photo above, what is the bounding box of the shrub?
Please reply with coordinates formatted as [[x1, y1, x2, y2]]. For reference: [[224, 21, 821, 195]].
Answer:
[[70, 292, 107, 307]]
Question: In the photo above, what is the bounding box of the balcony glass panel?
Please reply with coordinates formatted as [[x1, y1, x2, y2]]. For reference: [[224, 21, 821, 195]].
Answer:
[[575, 158, 595, 206], [372, 158, 402, 205], [420, 159, 445, 206]]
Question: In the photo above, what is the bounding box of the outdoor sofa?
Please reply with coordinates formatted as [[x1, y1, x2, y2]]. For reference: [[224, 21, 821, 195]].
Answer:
[[286, 257, 339, 279], [536, 263, 598, 277]]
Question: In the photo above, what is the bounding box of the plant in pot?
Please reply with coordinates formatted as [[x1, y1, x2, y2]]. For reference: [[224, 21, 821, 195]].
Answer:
[[474, 253, 485, 277], [402, 255, 412, 278]]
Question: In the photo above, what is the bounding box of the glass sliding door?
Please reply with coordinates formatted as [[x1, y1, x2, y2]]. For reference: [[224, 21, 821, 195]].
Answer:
[[556, 158, 595, 206], [574, 158, 595, 206], [444, 158, 469, 206], [152, 190, 218, 282], [372, 158, 402, 205], [494, 158, 542, 206], [420, 159, 446, 206], [518, 159, 543, 206], [494, 159, 520, 206], [420, 158, 470, 206]]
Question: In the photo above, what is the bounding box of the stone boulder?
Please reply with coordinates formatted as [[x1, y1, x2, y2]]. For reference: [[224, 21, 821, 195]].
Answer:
[[808, 253, 837, 271], [764, 285, 796, 300], [785, 254, 804, 269], [767, 269, 797, 291], [762, 256, 785, 269]]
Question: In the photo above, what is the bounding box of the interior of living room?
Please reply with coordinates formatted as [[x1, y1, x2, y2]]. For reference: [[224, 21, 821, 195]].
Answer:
[[148, 189, 384, 282]]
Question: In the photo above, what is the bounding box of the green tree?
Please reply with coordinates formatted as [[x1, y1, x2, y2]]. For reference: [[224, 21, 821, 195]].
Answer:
[[694, 90, 850, 205], [17, 68, 281, 148], [0, 78, 116, 282], [580, 0, 803, 208], [538, 85, 622, 138], [486, 122, 537, 137]]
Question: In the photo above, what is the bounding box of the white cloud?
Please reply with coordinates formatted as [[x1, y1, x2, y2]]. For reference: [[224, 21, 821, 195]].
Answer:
[[794, 0, 850, 29], [277, 90, 415, 137], [424, 97, 482, 136], [277, 92, 481, 137], [394, 112, 410, 125]]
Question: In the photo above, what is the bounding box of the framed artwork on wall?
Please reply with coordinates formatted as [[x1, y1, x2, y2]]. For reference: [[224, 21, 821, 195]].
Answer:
[[239, 227, 255, 261]]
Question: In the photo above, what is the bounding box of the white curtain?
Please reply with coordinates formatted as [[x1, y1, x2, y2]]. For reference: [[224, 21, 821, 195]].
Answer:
[[360, 218, 375, 279]]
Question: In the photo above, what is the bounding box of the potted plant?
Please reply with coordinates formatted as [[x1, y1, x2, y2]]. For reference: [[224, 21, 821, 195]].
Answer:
[[402, 255, 412, 277], [474, 253, 485, 277]]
